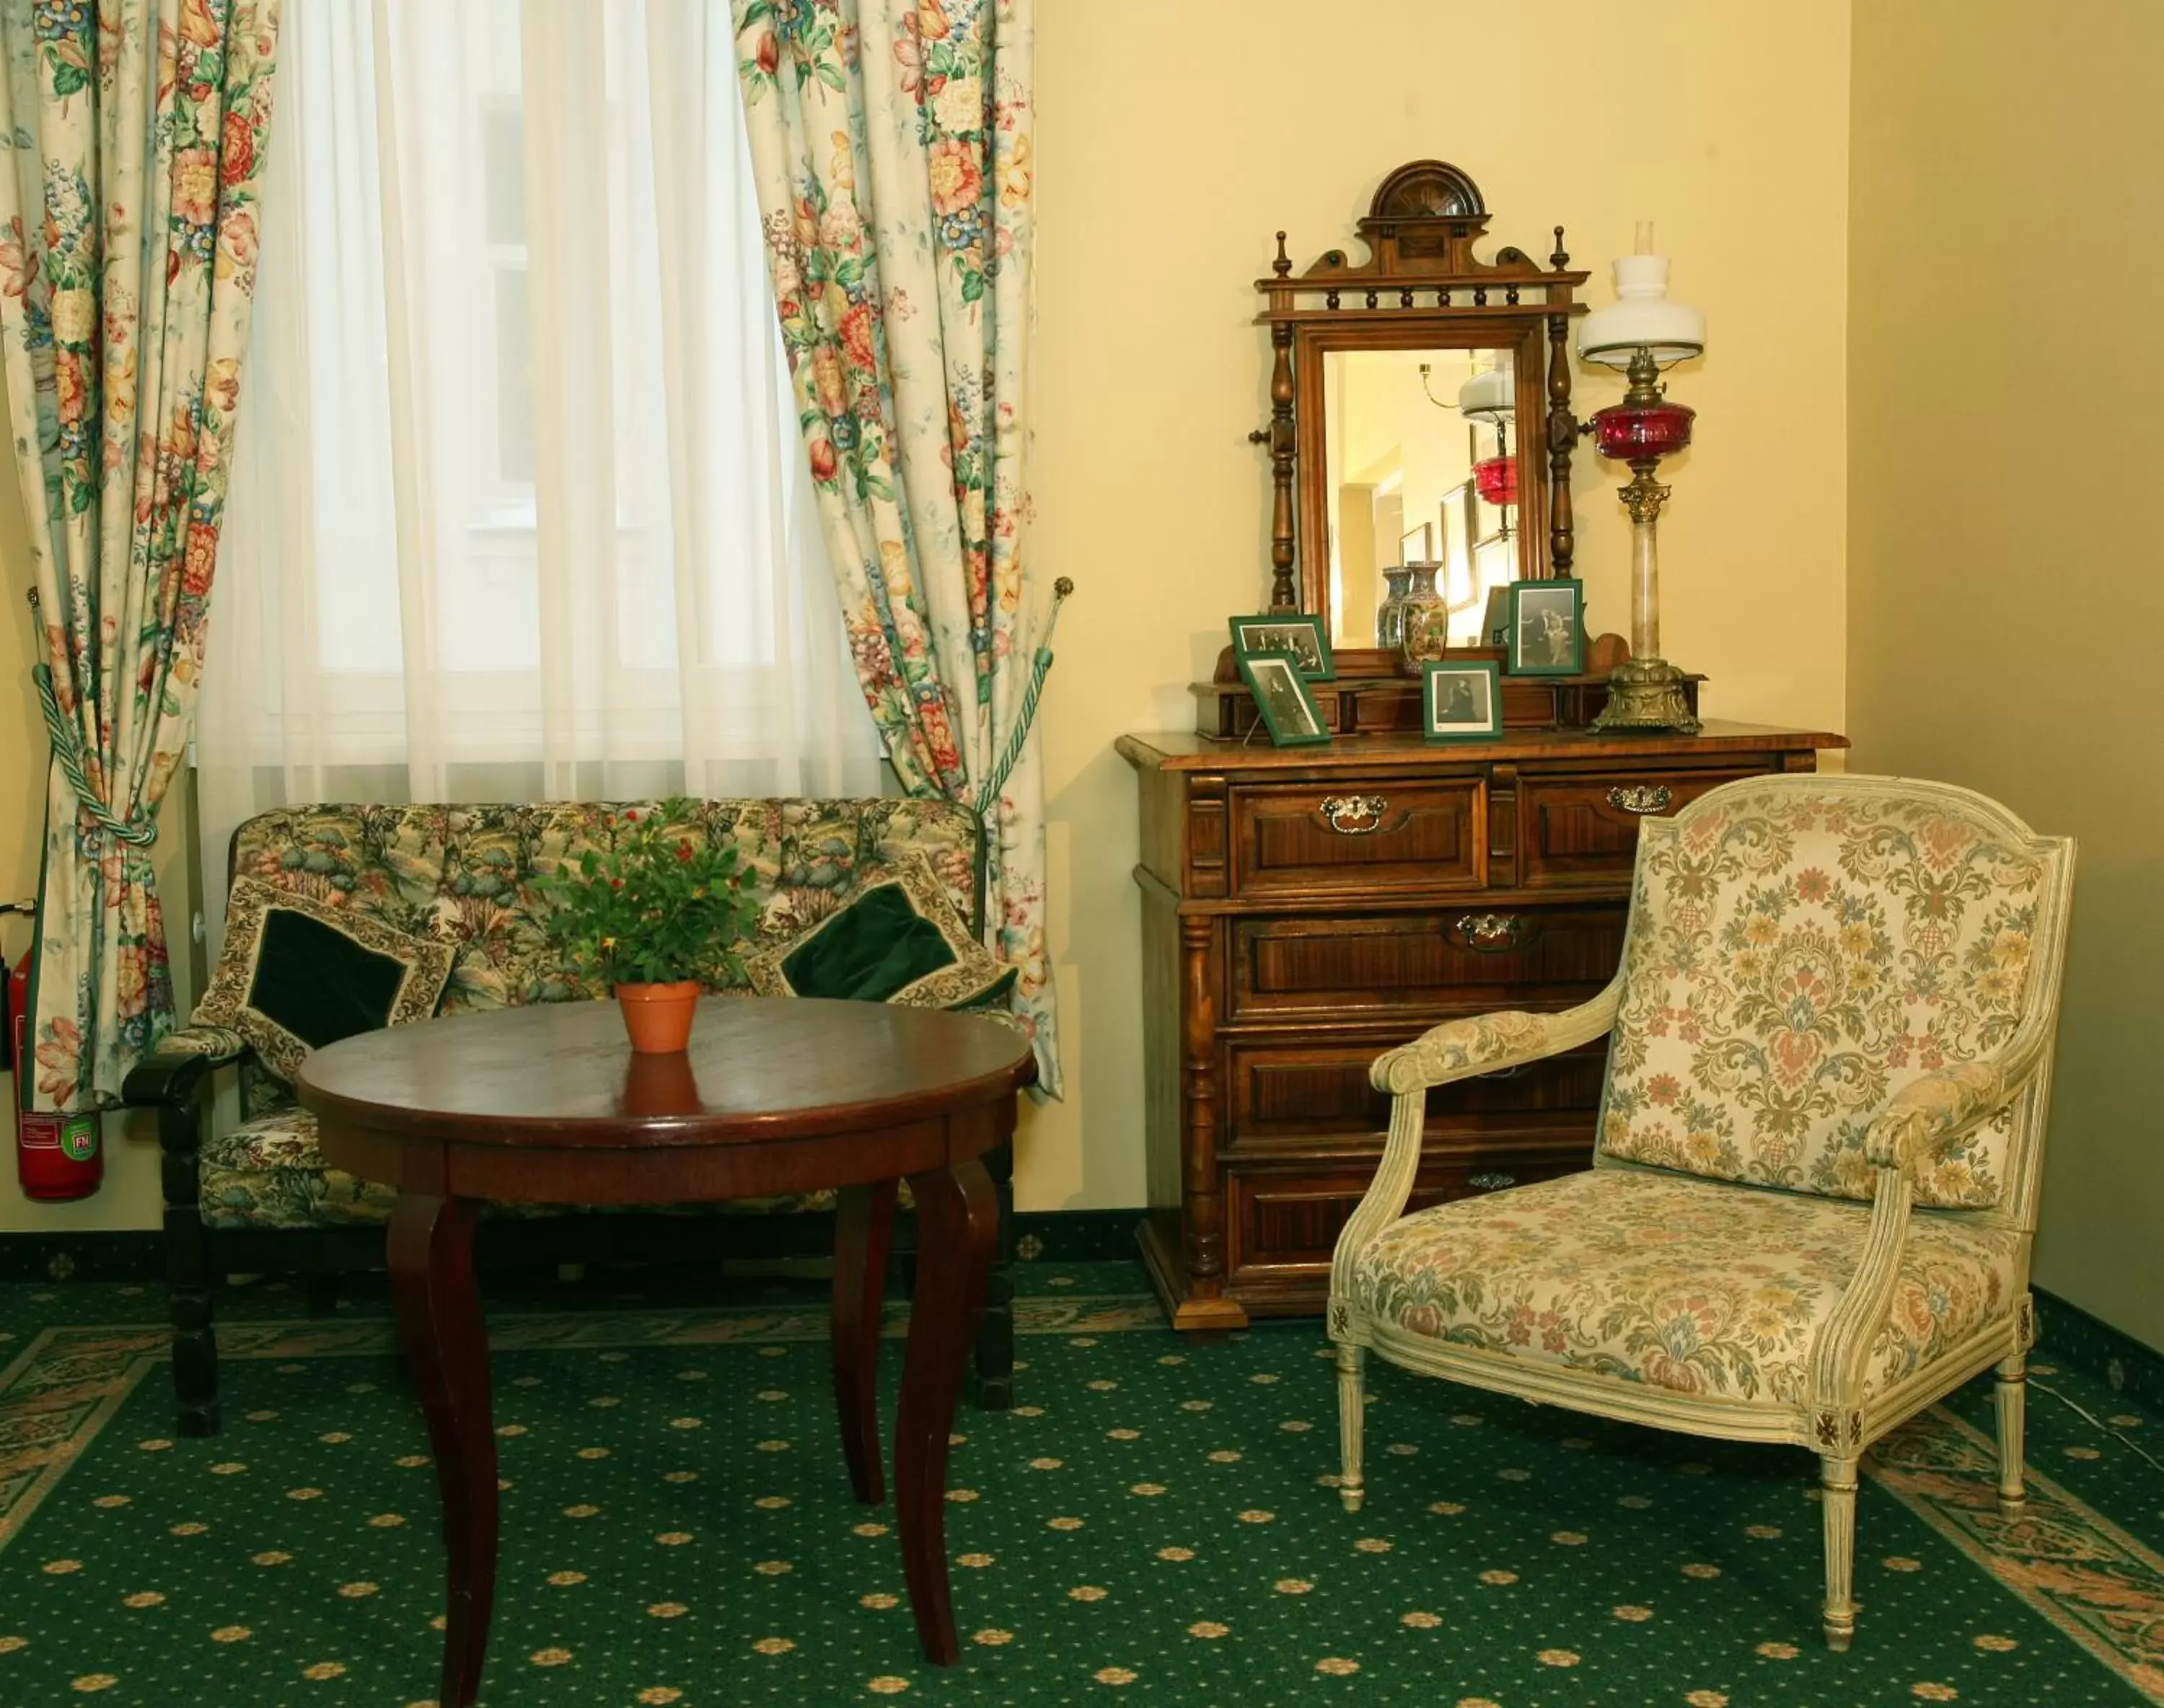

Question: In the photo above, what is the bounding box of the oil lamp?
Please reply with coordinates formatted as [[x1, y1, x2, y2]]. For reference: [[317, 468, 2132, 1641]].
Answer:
[[1578, 225, 1704, 733]]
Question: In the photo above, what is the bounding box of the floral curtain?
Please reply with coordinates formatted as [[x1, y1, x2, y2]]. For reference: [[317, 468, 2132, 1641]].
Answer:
[[0, 0, 281, 1113], [731, 0, 1059, 1092]]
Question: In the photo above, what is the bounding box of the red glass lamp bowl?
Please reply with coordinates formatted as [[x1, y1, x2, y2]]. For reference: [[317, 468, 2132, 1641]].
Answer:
[[1472, 455, 1518, 506], [1591, 398, 1695, 461]]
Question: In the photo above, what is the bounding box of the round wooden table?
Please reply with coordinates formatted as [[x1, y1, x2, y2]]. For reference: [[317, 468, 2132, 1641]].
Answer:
[[298, 997, 1037, 1707]]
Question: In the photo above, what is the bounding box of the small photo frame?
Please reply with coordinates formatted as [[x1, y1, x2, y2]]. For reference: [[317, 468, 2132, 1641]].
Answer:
[[1422, 660, 1503, 743], [1479, 584, 1512, 648], [1506, 578, 1585, 676], [1228, 613, 1333, 681], [1238, 651, 1332, 747]]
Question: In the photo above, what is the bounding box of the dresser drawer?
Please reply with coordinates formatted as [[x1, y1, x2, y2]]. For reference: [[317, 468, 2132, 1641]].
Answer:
[[1518, 765, 1767, 887], [1228, 778, 1485, 899], [1225, 1155, 1584, 1282], [1226, 1036, 1609, 1147], [1228, 902, 1626, 1020]]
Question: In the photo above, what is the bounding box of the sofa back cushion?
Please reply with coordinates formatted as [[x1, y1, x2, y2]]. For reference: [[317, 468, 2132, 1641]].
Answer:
[[226, 798, 984, 1106], [1598, 778, 2055, 1210]]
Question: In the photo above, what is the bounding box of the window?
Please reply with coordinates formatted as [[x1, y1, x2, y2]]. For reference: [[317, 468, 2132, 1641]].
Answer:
[[201, 0, 878, 830]]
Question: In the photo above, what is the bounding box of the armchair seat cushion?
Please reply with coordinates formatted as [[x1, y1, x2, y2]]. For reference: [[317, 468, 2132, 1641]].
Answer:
[[198, 1107, 849, 1231], [1350, 1168, 2021, 1409]]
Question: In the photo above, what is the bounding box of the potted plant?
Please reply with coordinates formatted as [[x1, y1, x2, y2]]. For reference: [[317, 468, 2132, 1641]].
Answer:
[[537, 798, 761, 1053]]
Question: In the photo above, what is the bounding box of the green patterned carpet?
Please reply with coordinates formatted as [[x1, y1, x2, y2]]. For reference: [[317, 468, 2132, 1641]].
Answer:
[[1, 1262, 2160, 1707]]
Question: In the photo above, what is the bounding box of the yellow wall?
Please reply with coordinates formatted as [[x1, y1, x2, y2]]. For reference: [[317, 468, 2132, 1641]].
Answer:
[[0, 1, 1854, 1231], [1848, 1, 2164, 1348], [1016, 0, 1852, 1210]]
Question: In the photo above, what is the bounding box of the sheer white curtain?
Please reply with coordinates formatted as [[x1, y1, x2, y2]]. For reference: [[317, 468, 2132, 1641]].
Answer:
[[198, 0, 880, 938]]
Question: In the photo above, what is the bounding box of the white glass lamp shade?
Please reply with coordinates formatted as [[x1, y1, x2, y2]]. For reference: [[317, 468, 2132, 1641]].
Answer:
[[1456, 365, 1515, 423], [1578, 255, 1705, 369]]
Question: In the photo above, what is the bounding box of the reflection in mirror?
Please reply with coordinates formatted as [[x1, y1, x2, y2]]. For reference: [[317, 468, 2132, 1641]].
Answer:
[[1321, 348, 1520, 650]]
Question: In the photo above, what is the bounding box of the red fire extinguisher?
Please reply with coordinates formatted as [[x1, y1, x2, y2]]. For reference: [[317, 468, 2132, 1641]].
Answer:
[[5, 902, 103, 1201]]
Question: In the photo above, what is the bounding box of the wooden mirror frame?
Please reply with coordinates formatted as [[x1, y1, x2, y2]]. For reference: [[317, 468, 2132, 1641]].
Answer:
[[1253, 161, 1589, 657]]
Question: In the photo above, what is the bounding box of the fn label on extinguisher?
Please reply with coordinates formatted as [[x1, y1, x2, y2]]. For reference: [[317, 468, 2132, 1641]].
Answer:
[[58, 1115, 98, 1162]]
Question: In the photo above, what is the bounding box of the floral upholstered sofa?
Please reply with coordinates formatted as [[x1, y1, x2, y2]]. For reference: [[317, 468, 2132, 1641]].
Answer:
[[123, 798, 1014, 1436]]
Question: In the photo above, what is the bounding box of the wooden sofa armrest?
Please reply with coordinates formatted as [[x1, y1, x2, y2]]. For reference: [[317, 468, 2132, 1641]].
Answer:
[[120, 1025, 249, 1127]]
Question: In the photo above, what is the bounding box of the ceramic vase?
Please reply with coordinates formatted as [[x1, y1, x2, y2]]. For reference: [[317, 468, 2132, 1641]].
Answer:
[[1376, 565, 1415, 649], [1399, 563, 1448, 664], [615, 980, 700, 1053]]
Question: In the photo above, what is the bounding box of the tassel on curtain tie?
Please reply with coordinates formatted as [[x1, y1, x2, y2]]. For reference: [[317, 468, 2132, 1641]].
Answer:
[[24, 591, 157, 850], [972, 577, 1072, 821], [32, 663, 159, 850]]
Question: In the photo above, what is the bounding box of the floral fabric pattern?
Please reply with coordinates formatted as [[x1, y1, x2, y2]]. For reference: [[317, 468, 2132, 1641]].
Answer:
[[731, 0, 1060, 1093], [1601, 786, 2048, 1209], [1352, 1169, 2023, 1407], [0, 0, 283, 1112]]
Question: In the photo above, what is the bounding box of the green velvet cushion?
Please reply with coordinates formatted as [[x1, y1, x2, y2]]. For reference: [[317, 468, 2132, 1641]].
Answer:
[[747, 853, 1015, 1011], [193, 879, 457, 1082], [779, 882, 959, 1003]]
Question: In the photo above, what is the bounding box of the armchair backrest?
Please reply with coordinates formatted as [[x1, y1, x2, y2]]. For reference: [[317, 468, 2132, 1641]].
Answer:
[[1596, 774, 2075, 1222], [219, 798, 985, 1106]]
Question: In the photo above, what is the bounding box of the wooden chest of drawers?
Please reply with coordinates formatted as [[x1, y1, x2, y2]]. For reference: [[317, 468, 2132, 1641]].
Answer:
[[1115, 722, 1845, 1332]]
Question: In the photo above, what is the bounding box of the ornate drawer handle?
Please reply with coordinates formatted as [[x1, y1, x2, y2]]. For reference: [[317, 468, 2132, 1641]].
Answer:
[[1469, 1171, 1518, 1192], [1607, 783, 1673, 815], [1319, 793, 1389, 835], [1455, 912, 1525, 952]]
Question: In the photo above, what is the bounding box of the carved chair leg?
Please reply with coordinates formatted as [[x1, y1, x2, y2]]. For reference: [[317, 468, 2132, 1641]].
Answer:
[[1994, 1351, 2028, 1518], [1337, 1343, 1365, 1513], [1820, 1453, 1859, 1651]]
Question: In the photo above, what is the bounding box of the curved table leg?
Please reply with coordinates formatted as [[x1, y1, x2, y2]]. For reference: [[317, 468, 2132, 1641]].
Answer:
[[832, 1178, 899, 1504], [388, 1192, 496, 1708], [896, 1156, 999, 1666]]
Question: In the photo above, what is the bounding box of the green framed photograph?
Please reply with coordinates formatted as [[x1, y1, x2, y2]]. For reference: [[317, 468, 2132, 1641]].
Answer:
[[1506, 578, 1584, 675], [1228, 612, 1333, 681], [1479, 584, 1511, 647], [1422, 660, 1503, 742], [1238, 650, 1333, 747]]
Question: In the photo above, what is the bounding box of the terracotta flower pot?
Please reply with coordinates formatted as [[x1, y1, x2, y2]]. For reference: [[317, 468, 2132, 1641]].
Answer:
[[614, 980, 701, 1054]]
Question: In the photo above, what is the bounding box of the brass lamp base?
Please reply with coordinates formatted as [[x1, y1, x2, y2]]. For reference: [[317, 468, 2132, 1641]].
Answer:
[[1590, 656, 1701, 734]]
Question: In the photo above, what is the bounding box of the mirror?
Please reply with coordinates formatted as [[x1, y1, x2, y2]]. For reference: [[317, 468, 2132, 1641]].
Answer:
[[1254, 160, 1587, 660], [1323, 347, 1521, 648]]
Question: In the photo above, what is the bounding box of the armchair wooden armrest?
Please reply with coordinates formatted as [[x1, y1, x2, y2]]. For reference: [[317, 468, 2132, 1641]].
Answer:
[[1861, 1035, 2047, 1181], [1368, 977, 1627, 1096], [1811, 1042, 2049, 1419], [1334, 979, 1626, 1313]]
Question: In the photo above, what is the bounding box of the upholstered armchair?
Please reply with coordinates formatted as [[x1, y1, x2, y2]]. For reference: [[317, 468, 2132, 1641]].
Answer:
[[1328, 775, 2075, 1648]]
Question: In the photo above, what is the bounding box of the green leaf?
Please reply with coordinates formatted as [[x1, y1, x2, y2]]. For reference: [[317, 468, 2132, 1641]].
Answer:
[[960, 268, 985, 304], [815, 59, 847, 92]]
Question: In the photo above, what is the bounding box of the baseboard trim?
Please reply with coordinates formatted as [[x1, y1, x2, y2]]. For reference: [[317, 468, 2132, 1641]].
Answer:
[[0, 1209, 1147, 1285], [1011, 1210, 1140, 1264], [0, 1228, 165, 1282], [2033, 1286, 2164, 1413]]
